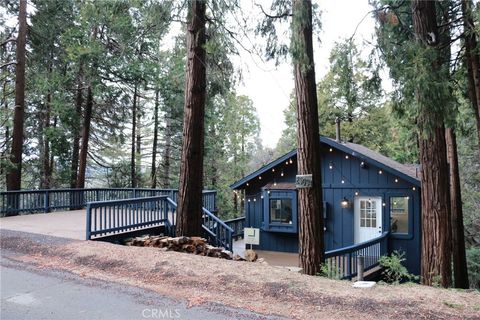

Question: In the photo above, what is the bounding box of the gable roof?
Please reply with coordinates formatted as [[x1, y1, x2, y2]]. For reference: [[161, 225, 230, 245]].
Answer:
[[230, 136, 421, 189]]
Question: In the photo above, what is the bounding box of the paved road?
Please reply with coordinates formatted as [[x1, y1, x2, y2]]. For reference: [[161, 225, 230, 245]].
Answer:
[[1, 256, 277, 320]]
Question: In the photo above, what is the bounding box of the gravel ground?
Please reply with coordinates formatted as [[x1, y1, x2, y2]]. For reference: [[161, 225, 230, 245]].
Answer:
[[1, 229, 479, 320]]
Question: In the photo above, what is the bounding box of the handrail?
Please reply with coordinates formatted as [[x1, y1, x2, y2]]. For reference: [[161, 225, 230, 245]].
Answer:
[[1, 188, 216, 216], [325, 231, 390, 258], [323, 232, 390, 280], [202, 207, 234, 251], [224, 216, 245, 240]]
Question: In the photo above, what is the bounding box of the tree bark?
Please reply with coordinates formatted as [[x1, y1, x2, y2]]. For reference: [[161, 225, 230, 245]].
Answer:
[[136, 88, 142, 186], [76, 85, 93, 189], [6, 0, 27, 191], [445, 128, 469, 288], [151, 89, 159, 188], [131, 83, 137, 188], [461, 0, 480, 145], [176, 0, 206, 237], [292, 0, 325, 275], [161, 115, 172, 189], [412, 0, 452, 287], [70, 68, 83, 188]]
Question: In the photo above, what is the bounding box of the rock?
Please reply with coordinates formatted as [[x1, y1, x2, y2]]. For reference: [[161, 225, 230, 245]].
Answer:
[[244, 249, 258, 262], [233, 254, 245, 261], [220, 250, 233, 260]]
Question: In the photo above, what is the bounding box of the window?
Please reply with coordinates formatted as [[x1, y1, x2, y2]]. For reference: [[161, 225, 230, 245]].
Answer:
[[360, 199, 377, 228], [269, 198, 293, 224], [390, 196, 409, 234], [263, 190, 297, 233]]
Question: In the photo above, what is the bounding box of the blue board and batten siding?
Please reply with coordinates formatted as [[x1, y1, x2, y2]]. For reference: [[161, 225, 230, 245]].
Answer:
[[237, 140, 422, 275]]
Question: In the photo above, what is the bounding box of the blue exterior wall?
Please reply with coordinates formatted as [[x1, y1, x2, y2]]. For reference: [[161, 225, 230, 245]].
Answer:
[[242, 144, 422, 275]]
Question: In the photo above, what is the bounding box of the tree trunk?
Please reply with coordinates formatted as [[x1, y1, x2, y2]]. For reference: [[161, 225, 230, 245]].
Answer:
[[292, 0, 325, 275], [40, 93, 52, 189], [176, 0, 206, 237], [151, 89, 159, 188], [136, 88, 142, 186], [131, 83, 137, 188], [76, 85, 93, 189], [445, 128, 469, 288], [71, 68, 83, 188], [161, 115, 172, 188], [6, 0, 27, 191], [461, 0, 480, 145], [412, 0, 452, 287]]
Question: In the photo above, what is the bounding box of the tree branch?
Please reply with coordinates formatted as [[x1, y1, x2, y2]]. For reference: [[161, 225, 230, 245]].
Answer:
[[255, 4, 292, 19]]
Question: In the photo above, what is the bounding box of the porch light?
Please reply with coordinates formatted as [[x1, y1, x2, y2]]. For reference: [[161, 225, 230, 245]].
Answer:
[[341, 197, 350, 208]]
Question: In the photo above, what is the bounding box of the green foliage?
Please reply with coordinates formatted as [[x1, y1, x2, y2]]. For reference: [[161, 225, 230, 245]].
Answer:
[[319, 262, 342, 280], [379, 251, 418, 284], [466, 247, 480, 289]]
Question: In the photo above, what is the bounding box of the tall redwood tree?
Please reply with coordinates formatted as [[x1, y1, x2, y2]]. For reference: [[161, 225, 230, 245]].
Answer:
[[411, 0, 452, 287], [6, 0, 27, 191], [176, 0, 207, 237], [292, 0, 324, 275]]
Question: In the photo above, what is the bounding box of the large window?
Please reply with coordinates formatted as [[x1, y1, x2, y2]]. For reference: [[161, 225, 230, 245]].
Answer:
[[390, 196, 409, 234], [269, 198, 293, 224]]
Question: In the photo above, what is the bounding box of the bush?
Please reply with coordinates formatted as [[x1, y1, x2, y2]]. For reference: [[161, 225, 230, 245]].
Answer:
[[379, 250, 418, 284], [467, 247, 480, 289]]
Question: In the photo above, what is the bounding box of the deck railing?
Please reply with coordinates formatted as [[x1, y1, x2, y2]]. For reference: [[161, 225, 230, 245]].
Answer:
[[324, 232, 389, 280], [202, 207, 234, 251], [86, 195, 177, 240], [86, 195, 234, 251], [0, 188, 216, 216], [224, 217, 245, 240]]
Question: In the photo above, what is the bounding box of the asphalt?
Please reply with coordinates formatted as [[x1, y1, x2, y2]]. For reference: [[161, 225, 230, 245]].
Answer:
[[0, 230, 283, 320]]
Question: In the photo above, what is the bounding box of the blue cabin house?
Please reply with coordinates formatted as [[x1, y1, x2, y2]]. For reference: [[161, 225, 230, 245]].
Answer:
[[230, 136, 422, 275]]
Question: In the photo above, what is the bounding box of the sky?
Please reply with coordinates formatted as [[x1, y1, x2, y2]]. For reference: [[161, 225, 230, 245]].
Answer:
[[236, 0, 377, 148]]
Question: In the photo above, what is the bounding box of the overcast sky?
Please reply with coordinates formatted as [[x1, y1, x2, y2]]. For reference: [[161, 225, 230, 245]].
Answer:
[[236, 0, 377, 148]]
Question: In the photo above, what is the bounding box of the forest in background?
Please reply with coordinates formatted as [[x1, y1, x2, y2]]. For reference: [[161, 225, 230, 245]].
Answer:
[[1, 0, 479, 287]]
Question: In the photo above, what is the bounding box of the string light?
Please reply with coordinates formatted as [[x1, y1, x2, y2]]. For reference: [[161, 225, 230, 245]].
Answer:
[[246, 183, 249, 186], [394, 178, 398, 183], [261, 195, 264, 199], [248, 199, 251, 202], [341, 179, 345, 184], [289, 159, 293, 164], [329, 162, 333, 170], [412, 187, 416, 191], [355, 191, 359, 196], [267, 190, 271, 194], [272, 168, 275, 172], [273, 181, 277, 186], [285, 161, 289, 165], [383, 202, 386, 206], [345, 155, 349, 159], [281, 171, 284, 177], [378, 170, 383, 175], [259, 176, 262, 180], [329, 148, 333, 152], [253, 198, 256, 202]]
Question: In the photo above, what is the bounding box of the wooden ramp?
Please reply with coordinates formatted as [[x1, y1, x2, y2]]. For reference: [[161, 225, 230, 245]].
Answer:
[[0, 210, 86, 240]]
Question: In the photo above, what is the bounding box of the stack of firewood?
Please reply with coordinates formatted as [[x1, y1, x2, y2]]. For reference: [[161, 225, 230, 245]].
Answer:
[[124, 235, 243, 260]]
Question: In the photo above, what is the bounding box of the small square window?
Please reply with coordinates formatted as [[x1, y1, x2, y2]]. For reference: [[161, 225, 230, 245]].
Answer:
[[390, 197, 409, 234], [269, 198, 293, 224]]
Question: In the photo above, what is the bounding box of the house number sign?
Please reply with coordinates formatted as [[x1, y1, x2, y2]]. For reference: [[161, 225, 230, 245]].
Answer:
[[296, 174, 313, 188]]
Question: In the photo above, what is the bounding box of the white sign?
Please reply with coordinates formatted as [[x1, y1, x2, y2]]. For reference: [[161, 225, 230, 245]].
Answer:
[[244, 227, 260, 245]]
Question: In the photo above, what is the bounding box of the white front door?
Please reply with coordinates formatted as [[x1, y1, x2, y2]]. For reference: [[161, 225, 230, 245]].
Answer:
[[354, 196, 383, 244]]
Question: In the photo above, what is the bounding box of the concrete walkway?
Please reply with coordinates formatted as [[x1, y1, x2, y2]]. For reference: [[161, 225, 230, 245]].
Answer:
[[0, 210, 86, 240]]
